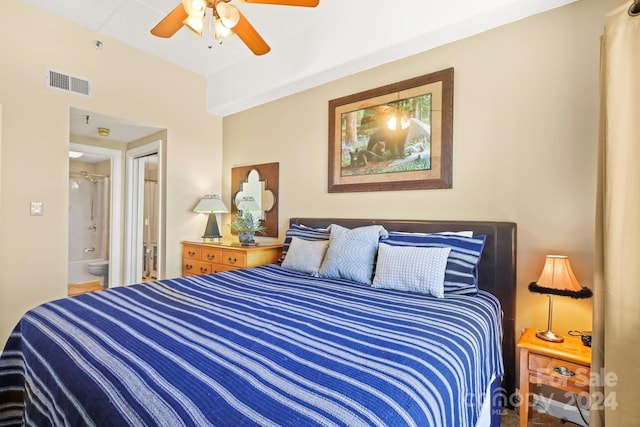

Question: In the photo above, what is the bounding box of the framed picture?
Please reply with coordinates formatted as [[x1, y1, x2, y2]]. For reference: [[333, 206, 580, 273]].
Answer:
[[328, 68, 453, 193]]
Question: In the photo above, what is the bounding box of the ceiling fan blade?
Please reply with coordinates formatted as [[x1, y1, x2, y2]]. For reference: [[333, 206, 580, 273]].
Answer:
[[232, 10, 271, 55], [238, 0, 319, 7], [151, 3, 188, 38]]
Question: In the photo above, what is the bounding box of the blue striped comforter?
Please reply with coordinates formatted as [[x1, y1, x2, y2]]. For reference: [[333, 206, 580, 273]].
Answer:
[[0, 265, 503, 426]]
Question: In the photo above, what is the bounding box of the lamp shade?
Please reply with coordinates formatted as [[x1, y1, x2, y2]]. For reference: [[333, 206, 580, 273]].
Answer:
[[529, 255, 592, 298], [528, 255, 592, 343], [194, 194, 228, 214], [236, 196, 260, 213]]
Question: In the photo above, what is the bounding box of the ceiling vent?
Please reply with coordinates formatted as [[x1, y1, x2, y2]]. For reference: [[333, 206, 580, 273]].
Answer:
[[45, 68, 92, 97]]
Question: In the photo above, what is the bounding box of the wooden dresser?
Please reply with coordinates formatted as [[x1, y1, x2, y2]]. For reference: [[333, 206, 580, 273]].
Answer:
[[181, 241, 283, 277]]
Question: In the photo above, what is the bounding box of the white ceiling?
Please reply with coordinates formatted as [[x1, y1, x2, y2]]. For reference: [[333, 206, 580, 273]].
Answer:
[[70, 107, 163, 144], [27, 0, 575, 117]]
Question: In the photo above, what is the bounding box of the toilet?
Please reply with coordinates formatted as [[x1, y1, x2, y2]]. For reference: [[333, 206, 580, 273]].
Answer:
[[88, 260, 109, 287]]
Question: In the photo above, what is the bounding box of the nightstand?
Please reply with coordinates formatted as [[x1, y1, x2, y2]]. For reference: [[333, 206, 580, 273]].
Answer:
[[182, 241, 282, 276], [517, 328, 591, 426]]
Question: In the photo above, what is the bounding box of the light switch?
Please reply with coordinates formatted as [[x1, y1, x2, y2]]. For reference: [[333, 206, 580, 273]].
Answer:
[[30, 201, 43, 216]]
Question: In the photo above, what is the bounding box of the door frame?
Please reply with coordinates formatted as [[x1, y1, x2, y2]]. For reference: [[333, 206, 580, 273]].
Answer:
[[124, 141, 164, 285], [69, 142, 122, 287]]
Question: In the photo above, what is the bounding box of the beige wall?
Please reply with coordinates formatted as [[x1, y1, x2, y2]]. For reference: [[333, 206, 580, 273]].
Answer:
[[0, 0, 223, 344], [223, 0, 621, 339]]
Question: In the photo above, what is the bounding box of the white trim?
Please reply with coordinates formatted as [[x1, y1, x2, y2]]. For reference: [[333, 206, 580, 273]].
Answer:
[[69, 143, 122, 287], [124, 141, 163, 285]]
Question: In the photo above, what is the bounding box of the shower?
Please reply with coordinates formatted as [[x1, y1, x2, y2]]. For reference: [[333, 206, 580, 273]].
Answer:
[[68, 170, 110, 285]]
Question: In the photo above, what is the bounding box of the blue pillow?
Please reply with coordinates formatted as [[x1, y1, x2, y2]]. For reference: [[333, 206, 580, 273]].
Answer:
[[382, 231, 487, 295], [280, 224, 330, 263], [318, 224, 388, 284]]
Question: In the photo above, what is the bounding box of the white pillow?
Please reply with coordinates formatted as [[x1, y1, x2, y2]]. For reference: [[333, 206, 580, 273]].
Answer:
[[318, 224, 388, 284], [281, 237, 329, 275], [372, 243, 451, 298]]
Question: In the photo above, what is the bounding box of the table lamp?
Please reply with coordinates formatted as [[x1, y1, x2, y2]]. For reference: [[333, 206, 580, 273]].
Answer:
[[528, 255, 592, 343], [193, 194, 228, 241]]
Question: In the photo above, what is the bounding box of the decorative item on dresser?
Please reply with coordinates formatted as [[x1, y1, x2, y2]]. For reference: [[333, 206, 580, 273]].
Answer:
[[229, 208, 265, 245], [528, 255, 592, 343], [193, 194, 228, 241], [517, 328, 591, 427], [181, 241, 282, 276]]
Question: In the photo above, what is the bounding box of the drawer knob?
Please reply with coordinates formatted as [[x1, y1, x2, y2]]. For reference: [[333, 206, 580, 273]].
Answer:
[[207, 254, 215, 260], [553, 366, 576, 377], [185, 264, 192, 270], [188, 251, 196, 256], [228, 257, 237, 264]]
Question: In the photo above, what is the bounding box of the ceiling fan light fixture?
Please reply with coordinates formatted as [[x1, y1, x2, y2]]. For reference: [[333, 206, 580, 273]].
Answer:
[[183, 0, 206, 17], [214, 18, 234, 40], [215, 2, 240, 28], [184, 15, 204, 34]]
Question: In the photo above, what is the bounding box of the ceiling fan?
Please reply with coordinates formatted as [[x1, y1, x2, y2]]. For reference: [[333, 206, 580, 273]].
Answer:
[[151, 0, 319, 56]]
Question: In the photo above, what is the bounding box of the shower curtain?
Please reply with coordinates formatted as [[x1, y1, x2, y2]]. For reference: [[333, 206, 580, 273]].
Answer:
[[593, 2, 640, 425]]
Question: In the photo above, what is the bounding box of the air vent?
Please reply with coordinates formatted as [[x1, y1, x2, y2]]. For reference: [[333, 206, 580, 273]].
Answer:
[[45, 68, 92, 97]]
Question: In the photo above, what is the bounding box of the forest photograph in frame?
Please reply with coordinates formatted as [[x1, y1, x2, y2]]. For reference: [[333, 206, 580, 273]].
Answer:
[[328, 68, 453, 192]]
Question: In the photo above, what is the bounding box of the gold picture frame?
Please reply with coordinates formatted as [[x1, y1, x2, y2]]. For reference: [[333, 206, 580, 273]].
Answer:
[[328, 68, 453, 193]]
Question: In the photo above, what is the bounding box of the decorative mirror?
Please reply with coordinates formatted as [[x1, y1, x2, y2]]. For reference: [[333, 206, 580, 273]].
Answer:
[[231, 162, 279, 237]]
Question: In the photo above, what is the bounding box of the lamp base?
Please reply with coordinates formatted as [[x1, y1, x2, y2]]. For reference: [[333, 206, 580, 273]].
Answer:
[[536, 330, 564, 343], [202, 213, 222, 242]]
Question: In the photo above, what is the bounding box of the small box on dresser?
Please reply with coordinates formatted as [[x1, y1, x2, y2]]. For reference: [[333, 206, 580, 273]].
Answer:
[[182, 241, 283, 276]]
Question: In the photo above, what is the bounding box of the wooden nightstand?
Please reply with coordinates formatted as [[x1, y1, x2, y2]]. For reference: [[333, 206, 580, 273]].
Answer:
[[182, 241, 282, 277], [517, 328, 591, 426]]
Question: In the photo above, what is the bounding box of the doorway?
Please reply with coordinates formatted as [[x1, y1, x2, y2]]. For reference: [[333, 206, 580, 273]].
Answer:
[[69, 107, 164, 288], [68, 143, 122, 288], [124, 142, 163, 285]]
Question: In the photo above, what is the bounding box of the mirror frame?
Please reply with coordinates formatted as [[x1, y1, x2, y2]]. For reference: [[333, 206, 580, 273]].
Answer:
[[231, 162, 279, 237]]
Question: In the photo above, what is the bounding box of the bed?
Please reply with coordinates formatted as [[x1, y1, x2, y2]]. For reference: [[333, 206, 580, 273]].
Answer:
[[0, 218, 516, 427]]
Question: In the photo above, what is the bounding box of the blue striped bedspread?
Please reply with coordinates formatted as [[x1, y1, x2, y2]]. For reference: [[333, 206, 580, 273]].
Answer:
[[0, 264, 503, 426]]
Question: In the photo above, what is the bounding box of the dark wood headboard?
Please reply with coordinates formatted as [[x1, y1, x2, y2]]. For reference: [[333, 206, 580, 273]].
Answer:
[[290, 217, 517, 404]]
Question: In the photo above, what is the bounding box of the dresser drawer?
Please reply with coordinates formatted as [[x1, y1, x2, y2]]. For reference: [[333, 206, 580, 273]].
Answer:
[[202, 247, 223, 263], [182, 259, 212, 276], [210, 263, 238, 274], [222, 250, 247, 268], [528, 353, 589, 393], [183, 245, 202, 260]]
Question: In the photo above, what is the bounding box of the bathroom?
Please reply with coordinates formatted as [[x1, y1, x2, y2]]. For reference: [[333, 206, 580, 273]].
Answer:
[[67, 153, 161, 288], [68, 159, 111, 288]]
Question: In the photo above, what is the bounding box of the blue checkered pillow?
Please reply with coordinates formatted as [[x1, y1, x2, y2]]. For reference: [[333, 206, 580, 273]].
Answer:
[[318, 224, 389, 284], [280, 223, 330, 263], [372, 243, 451, 298], [382, 231, 487, 295]]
